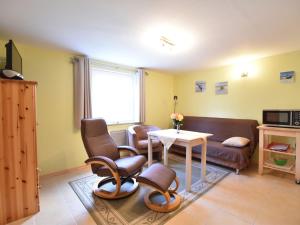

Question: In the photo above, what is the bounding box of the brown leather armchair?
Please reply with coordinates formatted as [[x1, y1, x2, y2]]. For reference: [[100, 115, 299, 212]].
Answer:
[[128, 125, 163, 161], [81, 118, 147, 199]]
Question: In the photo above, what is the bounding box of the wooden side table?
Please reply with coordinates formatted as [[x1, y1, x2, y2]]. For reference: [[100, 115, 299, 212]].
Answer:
[[257, 125, 300, 184]]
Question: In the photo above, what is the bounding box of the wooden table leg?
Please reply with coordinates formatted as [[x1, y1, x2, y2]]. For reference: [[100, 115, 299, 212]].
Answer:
[[201, 138, 207, 181], [148, 136, 153, 167], [163, 145, 168, 166], [296, 133, 300, 183], [258, 130, 264, 175], [186, 145, 192, 192]]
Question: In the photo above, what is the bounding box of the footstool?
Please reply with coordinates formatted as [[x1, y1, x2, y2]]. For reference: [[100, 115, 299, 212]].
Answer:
[[137, 163, 181, 213]]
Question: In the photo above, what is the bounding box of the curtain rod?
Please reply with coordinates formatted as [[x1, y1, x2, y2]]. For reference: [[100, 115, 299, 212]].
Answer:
[[70, 56, 150, 75]]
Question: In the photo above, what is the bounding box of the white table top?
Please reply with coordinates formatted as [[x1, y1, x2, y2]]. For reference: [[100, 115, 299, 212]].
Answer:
[[148, 129, 213, 141]]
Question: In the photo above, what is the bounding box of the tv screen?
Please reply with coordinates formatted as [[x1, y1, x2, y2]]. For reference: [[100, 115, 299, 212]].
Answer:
[[5, 40, 22, 74]]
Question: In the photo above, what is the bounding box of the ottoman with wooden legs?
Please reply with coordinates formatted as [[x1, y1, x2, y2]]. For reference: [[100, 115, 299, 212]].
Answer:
[[137, 163, 181, 213]]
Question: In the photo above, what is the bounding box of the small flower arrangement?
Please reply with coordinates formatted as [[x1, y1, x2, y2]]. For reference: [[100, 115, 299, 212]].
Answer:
[[170, 113, 184, 133]]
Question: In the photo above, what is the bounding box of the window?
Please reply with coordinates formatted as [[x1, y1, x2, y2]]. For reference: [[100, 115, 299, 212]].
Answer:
[[90, 61, 142, 124]]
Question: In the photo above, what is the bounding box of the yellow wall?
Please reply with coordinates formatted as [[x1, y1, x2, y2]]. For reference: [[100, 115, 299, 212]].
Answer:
[[0, 39, 174, 175], [144, 70, 174, 128], [173, 51, 300, 159], [174, 51, 300, 123]]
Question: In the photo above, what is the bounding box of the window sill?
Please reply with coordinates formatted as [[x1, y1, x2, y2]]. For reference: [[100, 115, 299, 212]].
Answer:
[[107, 121, 142, 126]]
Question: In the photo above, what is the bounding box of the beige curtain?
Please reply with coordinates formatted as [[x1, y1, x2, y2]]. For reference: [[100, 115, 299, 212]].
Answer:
[[138, 68, 146, 124], [73, 56, 92, 128]]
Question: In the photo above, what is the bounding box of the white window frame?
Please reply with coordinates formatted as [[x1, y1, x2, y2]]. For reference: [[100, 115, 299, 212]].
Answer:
[[89, 60, 144, 125]]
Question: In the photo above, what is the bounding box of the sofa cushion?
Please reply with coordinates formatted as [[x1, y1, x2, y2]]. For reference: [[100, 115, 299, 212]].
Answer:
[[196, 141, 250, 167], [171, 140, 251, 169], [222, 137, 250, 147]]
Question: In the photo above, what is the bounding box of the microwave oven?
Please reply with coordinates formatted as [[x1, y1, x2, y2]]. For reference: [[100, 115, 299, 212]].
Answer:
[[263, 110, 300, 128]]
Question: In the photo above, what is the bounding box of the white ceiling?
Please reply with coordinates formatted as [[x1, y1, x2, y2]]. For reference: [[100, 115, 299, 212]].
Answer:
[[0, 0, 300, 71]]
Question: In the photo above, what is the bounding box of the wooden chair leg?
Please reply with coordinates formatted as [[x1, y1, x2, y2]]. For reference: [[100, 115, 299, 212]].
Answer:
[[112, 171, 121, 197], [92, 165, 139, 199], [144, 188, 181, 213], [168, 177, 180, 194]]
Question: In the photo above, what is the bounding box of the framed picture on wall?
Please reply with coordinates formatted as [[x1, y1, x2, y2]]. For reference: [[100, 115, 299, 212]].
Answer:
[[195, 81, 206, 93], [215, 81, 228, 95], [280, 71, 295, 83]]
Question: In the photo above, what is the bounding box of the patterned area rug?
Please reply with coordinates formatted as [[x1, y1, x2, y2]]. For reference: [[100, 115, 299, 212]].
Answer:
[[69, 154, 230, 225]]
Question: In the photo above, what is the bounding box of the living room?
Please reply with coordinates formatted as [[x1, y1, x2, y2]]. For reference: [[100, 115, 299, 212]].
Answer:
[[0, 1, 299, 225]]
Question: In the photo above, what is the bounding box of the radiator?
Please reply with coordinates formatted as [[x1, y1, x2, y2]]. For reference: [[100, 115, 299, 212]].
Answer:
[[110, 130, 128, 146]]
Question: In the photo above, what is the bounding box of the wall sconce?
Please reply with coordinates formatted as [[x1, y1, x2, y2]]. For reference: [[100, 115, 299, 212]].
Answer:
[[241, 72, 248, 78], [173, 95, 178, 113]]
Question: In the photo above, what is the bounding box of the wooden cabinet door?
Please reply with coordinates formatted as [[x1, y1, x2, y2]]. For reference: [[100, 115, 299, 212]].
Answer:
[[0, 80, 39, 225]]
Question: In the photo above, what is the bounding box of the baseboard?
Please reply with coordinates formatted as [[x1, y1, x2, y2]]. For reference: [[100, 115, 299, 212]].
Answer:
[[40, 164, 90, 179]]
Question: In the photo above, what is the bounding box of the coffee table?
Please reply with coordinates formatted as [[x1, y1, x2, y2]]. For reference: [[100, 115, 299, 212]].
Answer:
[[147, 129, 213, 192]]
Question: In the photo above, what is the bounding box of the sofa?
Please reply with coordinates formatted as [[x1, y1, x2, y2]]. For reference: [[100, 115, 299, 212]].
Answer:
[[170, 116, 259, 173]]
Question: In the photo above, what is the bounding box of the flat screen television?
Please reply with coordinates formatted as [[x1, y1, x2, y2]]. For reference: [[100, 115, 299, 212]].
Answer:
[[5, 40, 22, 74]]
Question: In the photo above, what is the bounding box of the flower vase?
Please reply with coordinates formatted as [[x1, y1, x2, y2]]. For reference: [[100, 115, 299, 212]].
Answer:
[[176, 124, 180, 134]]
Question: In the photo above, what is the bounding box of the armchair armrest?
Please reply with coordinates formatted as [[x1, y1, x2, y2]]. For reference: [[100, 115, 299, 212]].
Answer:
[[117, 145, 139, 156], [127, 126, 137, 147], [85, 156, 118, 172], [127, 126, 136, 135]]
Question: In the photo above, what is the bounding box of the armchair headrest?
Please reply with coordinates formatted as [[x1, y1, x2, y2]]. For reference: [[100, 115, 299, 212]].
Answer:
[[81, 118, 120, 160], [81, 118, 108, 137], [133, 125, 160, 140]]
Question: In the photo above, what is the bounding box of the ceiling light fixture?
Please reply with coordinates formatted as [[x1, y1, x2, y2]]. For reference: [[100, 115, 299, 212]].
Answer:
[[241, 72, 248, 78], [160, 36, 175, 50], [142, 24, 194, 53]]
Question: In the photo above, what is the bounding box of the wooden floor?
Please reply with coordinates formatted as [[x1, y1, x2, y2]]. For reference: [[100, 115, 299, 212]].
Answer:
[[7, 164, 300, 225]]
